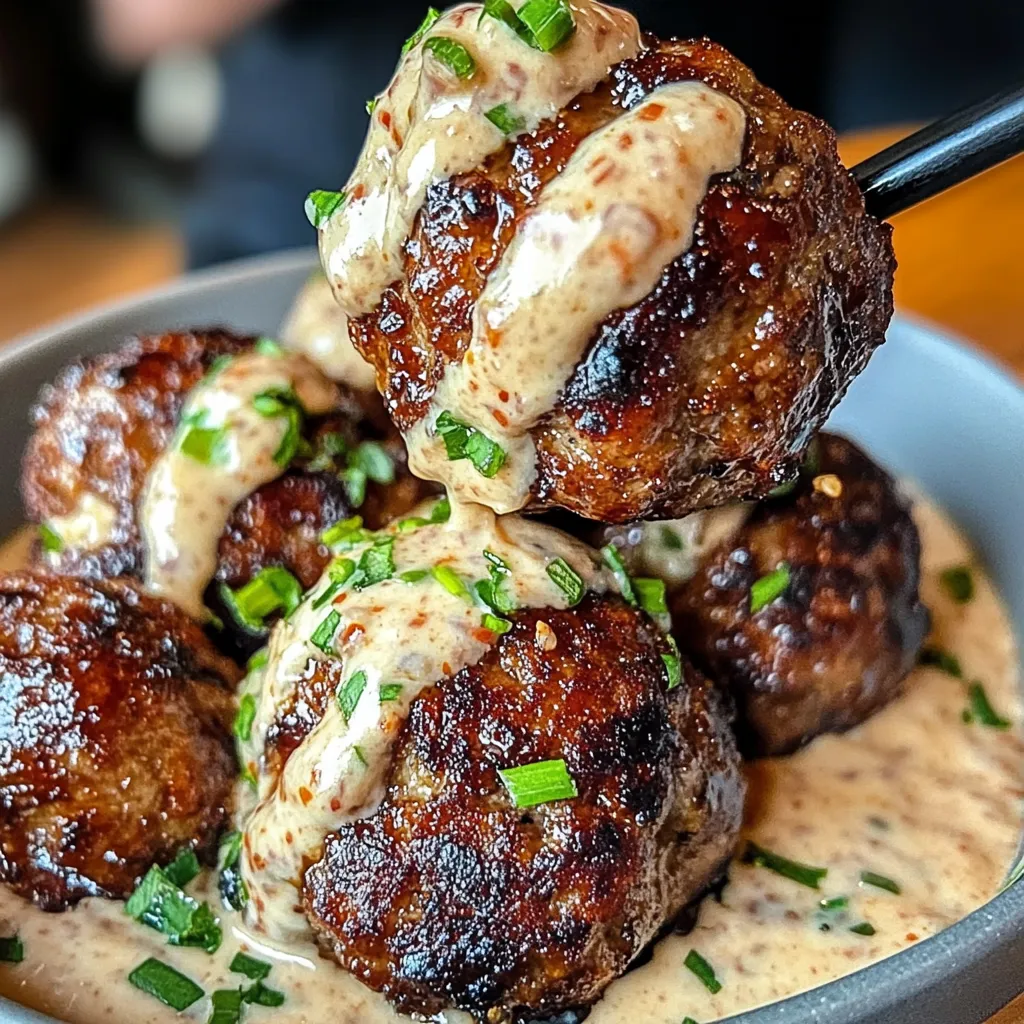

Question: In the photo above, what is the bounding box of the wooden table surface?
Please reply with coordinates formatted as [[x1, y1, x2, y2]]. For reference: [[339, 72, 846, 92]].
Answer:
[[0, 128, 1021, 1021]]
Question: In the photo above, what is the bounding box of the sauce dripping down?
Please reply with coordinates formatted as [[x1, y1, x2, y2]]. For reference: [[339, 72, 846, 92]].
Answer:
[[139, 352, 338, 618], [239, 501, 611, 940]]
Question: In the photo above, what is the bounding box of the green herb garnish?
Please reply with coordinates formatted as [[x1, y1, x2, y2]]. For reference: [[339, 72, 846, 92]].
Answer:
[[350, 537, 395, 589], [683, 949, 722, 995], [546, 558, 584, 607], [125, 865, 222, 953], [178, 416, 229, 466], [321, 515, 369, 550], [229, 952, 272, 981], [304, 189, 347, 229], [480, 0, 522, 31], [243, 982, 286, 1007], [128, 958, 204, 1011], [337, 671, 368, 722], [919, 645, 963, 678], [965, 681, 1011, 729], [397, 496, 451, 532], [399, 569, 430, 583], [401, 7, 440, 55], [849, 922, 876, 937], [253, 385, 306, 467], [208, 988, 243, 1024], [312, 558, 356, 610], [435, 410, 507, 478], [164, 848, 201, 888], [482, 612, 513, 635], [233, 694, 257, 742], [311, 610, 341, 654], [220, 566, 302, 632], [0, 935, 24, 963], [750, 562, 791, 613], [247, 649, 269, 674], [743, 841, 827, 889], [218, 831, 248, 912], [379, 683, 403, 703], [499, 758, 577, 808], [423, 36, 477, 78], [634, 577, 668, 617], [431, 564, 472, 600], [601, 544, 637, 607], [940, 565, 974, 603], [660, 527, 684, 550], [476, 549, 516, 615], [485, 103, 526, 134], [819, 895, 849, 911], [860, 870, 901, 895], [38, 523, 64, 555]]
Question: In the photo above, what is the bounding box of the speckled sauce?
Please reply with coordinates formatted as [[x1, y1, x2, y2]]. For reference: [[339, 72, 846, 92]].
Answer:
[[406, 80, 747, 512], [279, 272, 377, 392], [41, 493, 118, 560], [0, 496, 1020, 1024], [139, 351, 338, 618]]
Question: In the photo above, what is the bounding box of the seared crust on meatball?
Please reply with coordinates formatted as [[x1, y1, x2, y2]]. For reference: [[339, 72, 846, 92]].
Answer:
[[21, 330, 434, 650], [351, 38, 895, 521], [671, 434, 928, 757], [0, 572, 240, 910], [303, 598, 744, 1020]]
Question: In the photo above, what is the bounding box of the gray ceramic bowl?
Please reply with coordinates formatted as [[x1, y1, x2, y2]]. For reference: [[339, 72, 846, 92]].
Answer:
[[0, 249, 1021, 1024]]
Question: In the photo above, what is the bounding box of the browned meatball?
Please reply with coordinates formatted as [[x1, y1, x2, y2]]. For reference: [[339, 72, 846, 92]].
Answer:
[[0, 572, 240, 910], [21, 329, 434, 653], [303, 598, 744, 1020], [352, 38, 894, 521], [671, 434, 929, 757]]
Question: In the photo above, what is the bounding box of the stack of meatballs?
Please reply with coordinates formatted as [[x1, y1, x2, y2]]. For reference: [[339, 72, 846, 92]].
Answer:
[[0, 16, 928, 1024]]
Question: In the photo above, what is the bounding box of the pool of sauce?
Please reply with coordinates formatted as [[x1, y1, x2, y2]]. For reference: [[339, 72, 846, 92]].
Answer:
[[0, 495, 1019, 1023]]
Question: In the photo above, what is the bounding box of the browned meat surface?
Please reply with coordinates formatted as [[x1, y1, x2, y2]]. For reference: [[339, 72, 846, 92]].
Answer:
[[0, 572, 240, 910], [671, 434, 928, 756], [21, 330, 434, 652], [351, 38, 895, 522], [303, 598, 744, 1020]]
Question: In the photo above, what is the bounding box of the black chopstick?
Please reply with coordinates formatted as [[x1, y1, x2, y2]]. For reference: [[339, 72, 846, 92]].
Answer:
[[851, 83, 1024, 221]]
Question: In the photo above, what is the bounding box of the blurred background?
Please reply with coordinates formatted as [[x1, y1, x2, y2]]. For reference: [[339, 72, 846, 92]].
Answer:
[[0, 0, 1021, 345]]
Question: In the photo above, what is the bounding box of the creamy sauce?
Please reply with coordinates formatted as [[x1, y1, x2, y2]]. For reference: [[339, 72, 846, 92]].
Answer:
[[0, 497, 1020, 1024], [406, 81, 746, 511], [320, 1, 642, 318], [239, 501, 611, 940], [280, 272, 378, 392], [42, 494, 118, 561], [139, 352, 338, 618]]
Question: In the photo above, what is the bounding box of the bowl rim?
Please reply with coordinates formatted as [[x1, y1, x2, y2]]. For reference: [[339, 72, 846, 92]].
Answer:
[[1, 248, 1023, 1024]]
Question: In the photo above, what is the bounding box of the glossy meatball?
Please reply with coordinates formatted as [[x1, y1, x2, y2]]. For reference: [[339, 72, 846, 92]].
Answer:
[[351, 38, 894, 521], [21, 329, 433, 652], [0, 572, 240, 910], [671, 434, 929, 757], [303, 598, 744, 1020]]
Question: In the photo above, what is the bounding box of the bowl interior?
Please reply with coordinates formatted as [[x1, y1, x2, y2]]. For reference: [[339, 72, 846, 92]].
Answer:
[[0, 250, 1022, 1024]]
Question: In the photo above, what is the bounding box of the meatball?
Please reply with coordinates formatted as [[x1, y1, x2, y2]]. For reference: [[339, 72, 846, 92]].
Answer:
[[349, 38, 894, 521], [303, 598, 744, 1020], [0, 572, 240, 910], [21, 329, 433, 652], [671, 434, 929, 757]]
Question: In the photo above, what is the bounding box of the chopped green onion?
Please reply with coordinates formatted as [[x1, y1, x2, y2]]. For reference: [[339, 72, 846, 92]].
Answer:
[[768, 477, 799, 499], [750, 562, 791, 613], [634, 577, 668, 616], [220, 567, 302, 632], [312, 558, 356, 610], [305, 189, 347, 229], [247, 649, 269, 674], [546, 558, 584, 606], [423, 36, 477, 78], [311, 610, 341, 654], [208, 354, 234, 377], [350, 441, 395, 485], [498, 758, 577, 808], [940, 565, 974, 603], [321, 515, 367, 549], [128, 958, 205, 1011], [255, 337, 283, 357], [966, 681, 1011, 729], [38, 523, 64, 555], [337, 671, 368, 722], [516, 0, 576, 51], [0, 935, 24, 963], [401, 7, 440, 55], [233, 694, 257, 742], [476, 549, 516, 615], [480, 0, 522, 31], [218, 832, 249, 912], [125, 865, 222, 952], [229, 952, 272, 981], [366, 97, 378, 116], [683, 1019, 699, 1024], [860, 870, 901, 895], [164, 848, 201, 888], [431, 564, 472, 600], [435, 410, 507, 478], [179, 422, 229, 466], [662, 652, 683, 691], [351, 537, 395, 589], [379, 683, 403, 703], [243, 982, 286, 1008], [919, 645, 963, 678], [683, 949, 722, 995], [660, 527, 684, 551], [743, 841, 828, 889], [601, 544, 637, 607], [485, 103, 526, 134], [399, 569, 430, 583], [819, 895, 849, 911], [397, 496, 451, 532], [849, 922, 876, 937], [482, 612, 513, 635], [208, 988, 243, 1024], [253, 386, 305, 466], [352, 745, 368, 767]]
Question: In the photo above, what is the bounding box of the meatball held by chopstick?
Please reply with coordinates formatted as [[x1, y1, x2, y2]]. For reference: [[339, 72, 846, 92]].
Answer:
[[316, 2, 895, 520]]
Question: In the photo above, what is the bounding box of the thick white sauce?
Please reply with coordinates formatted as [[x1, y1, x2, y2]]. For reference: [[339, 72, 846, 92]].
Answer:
[[239, 501, 611, 940], [0, 496, 1020, 1024], [42, 493, 119, 560], [280, 272, 378, 392], [139, 352, 338, 618]]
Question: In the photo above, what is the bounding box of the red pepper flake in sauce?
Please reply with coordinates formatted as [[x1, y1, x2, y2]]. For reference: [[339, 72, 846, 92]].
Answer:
[[498, 389, 510, 403], [380, 111, 392, 129], [409, 612, 428, 627], [330, 797, 342, 812], [639, 102, 666, 122], [618, 132, 634, 150], [350, 183, 367, 201], [473, 627, 496, 643], [298, 786, 313, 806], [285, 831, 294, 845], [341, 622, 364, 644], [442, 661, 452, 675], [492, 409, 510, 427]]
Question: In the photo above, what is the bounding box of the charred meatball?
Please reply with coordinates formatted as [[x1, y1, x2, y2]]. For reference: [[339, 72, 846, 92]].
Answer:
[[21, 329, 433, 652], [671, 434, 929, 757], [303, 598, 744, 1020], [0, 572, 240, 910], [349, 38, 894, 521]]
